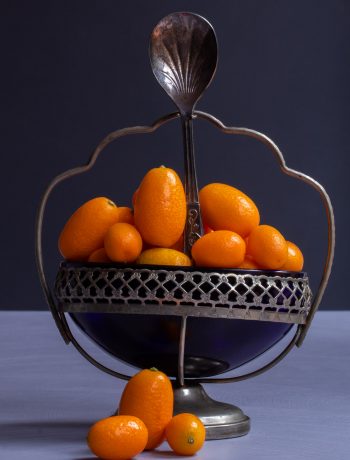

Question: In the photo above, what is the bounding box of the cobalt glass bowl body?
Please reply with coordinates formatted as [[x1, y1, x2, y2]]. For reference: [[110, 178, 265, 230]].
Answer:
[[55, 262, 311, 378]]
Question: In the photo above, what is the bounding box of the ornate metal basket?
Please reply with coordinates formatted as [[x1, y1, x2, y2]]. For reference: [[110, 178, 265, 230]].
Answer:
[[55, 263, 312, 323], [36, 13, 335, 440]]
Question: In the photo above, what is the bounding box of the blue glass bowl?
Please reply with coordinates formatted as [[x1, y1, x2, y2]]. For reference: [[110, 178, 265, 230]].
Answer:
[[56, 263, 307, 378], [70, 311, 293, 377]]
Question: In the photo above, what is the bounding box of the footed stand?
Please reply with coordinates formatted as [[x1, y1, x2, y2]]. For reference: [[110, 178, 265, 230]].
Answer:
[[173, 384, 250, 439], [35, 11, 335, 448]]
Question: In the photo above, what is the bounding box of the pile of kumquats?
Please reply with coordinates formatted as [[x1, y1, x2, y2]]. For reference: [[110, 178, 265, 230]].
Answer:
[[88, 368, 205, 459], [58, 165, 304, 271], [58, 166, 304, 458]]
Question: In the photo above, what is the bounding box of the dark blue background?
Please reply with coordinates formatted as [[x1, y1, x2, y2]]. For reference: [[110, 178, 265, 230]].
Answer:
[[1, 0, 348, 309]]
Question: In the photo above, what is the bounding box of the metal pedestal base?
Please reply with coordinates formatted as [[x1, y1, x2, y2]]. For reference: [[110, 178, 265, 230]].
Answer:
[[173, 384, 250, 440]]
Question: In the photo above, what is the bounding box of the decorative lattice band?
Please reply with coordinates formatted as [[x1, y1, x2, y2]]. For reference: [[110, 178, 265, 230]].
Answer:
[[55, 263, 312, 324]]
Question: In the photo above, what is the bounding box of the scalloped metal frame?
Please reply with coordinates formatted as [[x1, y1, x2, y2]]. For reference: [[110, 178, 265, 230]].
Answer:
[[35, 111, 335, 385], [55, 264, 312, 324]]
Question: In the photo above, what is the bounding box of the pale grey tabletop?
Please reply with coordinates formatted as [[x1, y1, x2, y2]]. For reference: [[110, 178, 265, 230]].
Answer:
[[0, 311, 349, 460]]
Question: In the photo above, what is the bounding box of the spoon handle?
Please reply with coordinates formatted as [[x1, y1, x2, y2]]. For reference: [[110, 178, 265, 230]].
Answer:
[[181, 115, 203, 255]]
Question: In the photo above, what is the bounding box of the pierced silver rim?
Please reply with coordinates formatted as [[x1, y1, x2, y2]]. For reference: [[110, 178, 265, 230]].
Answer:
[[55, 263, 312, 325]]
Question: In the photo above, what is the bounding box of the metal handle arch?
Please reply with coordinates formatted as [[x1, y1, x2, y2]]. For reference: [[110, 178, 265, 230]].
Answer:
[[193, 111, 335, 348], [35, 110, 334, 385], [35, 112, 179, 380]]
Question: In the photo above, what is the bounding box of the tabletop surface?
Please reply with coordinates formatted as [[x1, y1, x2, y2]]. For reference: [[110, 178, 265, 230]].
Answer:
[[0, 311, 349, 460]]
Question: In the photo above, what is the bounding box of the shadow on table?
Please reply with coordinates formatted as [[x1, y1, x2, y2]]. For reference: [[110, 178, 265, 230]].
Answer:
[[149, 451, 181, 458], [72, 453, 178, 460], [0, 421, 182, 459], [73, 458, 95, 460], [0, 420, 92, 445]]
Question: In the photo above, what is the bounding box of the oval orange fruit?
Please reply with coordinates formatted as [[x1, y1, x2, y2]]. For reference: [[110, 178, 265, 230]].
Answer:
[[238, 256, 260, 270], [58, 197, 119, 261], [88, 247, 111, 263], [104, 223, 142, 263], [191, 230, 246, 268], [203, 223, 214, 234], [137, 248, 191, 266], [247, 225, 288, 270], [280, 241, 304, 271], [134, 166, 186, 247], [132, 187, 139, 207], [165, 413, 206, 456], [87, 415, 148, 460], [118, 368, 173, 450], [169, 234, 184, 252], [118, 206, 134, 225], [199, 183, 260, 237]]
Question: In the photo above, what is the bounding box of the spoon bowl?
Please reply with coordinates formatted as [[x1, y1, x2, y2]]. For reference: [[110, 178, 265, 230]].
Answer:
[[150, 12, 218, 115], [150, 13, 218, 253]]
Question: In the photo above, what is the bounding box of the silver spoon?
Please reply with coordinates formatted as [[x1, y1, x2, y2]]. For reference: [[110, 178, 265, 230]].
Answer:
[[150, 12, 218, 255]]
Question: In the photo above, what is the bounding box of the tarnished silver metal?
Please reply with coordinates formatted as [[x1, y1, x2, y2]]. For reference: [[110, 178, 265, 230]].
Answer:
[[178, 315, 187, 387], [173, 384, 250, 439], [55, 264, 312, 325], [36, 109, 334, 388], [36, 12, 335, 440], [150, 13, 218, 115], [35, 112, 179, 380], [150, 13, 218, 253], [192, 111, 335, 347]]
